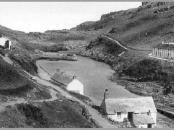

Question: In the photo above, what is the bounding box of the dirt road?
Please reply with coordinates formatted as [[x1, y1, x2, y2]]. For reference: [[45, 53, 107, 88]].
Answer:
[[0, 53, 116, 128], [31, 74, 117, 128]]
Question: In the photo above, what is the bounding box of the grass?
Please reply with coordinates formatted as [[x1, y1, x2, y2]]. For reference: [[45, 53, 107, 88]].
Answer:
[[69, 91, 93, 105], [9, 46, 37, 75], [0, 57, 28, 90], [0, 98, 99, 128]]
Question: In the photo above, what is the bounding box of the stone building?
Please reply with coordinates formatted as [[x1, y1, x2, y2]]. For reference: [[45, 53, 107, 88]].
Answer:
[[0, 35, 12, 50], [152, 42, 174, 59], [52, 70, 84, 95], [100, 89, 157, 128], [67, 76, 84, 95]]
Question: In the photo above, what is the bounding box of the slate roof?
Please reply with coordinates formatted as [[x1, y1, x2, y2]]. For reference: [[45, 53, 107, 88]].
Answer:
[[52, 69, 73, 85], [133, 114, 155, 125], [154, 43, 174, 50], [105, 97, 157, 114]]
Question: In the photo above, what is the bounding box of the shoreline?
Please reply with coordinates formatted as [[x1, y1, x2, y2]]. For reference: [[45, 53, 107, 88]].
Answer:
[[76, 51, 174, 122], [35, 51, 174, 128], [36, 59, 95, 106]]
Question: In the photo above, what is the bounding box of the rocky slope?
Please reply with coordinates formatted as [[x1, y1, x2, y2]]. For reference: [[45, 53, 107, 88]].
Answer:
[[0, 19, 101, 129], [74, 2, 174, 70], [1, 2, 174, 127], [74, 2, 173, 48]]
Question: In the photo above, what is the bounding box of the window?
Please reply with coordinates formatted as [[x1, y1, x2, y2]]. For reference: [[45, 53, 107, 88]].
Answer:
[[148, 124, 152, 128], [117, 112, 121, 118]]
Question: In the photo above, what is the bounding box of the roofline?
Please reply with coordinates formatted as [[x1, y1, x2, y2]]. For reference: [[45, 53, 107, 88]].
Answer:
[[105, 96, 154, 100]]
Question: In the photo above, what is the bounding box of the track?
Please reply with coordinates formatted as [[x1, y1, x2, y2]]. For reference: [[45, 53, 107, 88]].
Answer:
[[101, 35, 152, 52], [34, 64, 117, 128], [0, 54, 117, 128]]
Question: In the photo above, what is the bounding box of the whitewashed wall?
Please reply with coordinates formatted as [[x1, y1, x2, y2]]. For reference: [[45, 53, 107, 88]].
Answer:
[[67, 79, 84, 95], [108, 113, 128, 122], [136, 124, 148, 128], [151, 112, 157, 125], [0, 37, 12, 49]]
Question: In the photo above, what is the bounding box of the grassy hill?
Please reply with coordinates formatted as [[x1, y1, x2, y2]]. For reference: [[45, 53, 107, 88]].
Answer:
[[0, 57, 28, 90], [1, 2, 174, 127], [2, 2, 174, 94], [0, 27, 99, 128], [75, 2, 174, 69], [0, 98, 98, 128], [74, 2, 174, 49], [75, 2, 174, 99]]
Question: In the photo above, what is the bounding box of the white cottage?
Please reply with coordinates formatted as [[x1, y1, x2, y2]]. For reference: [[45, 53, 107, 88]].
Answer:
[[0, 35, 12, 50], [67, 77, 84, 95], [52, 70, 84, 95], [100, 90, 157, 128]]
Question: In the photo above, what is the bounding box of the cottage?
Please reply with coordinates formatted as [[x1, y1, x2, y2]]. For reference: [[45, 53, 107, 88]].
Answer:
[[52, 69, 73, 85], [100, 89, 157, 128], [52, 70, 84, 95], [67, 76, 84, 95], [0, 35, 12, 50], [133, 113, 155, 128], [152, 42, 174, 59]]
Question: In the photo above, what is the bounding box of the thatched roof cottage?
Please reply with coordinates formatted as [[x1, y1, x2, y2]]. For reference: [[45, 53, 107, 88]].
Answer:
[[100, 89, 157, 128]]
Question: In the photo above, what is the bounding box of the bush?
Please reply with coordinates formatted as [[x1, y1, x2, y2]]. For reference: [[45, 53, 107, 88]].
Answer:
[[122, 59, 173, 82]]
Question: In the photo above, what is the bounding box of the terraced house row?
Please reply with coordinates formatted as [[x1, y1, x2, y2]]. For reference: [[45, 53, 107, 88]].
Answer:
[[152, 42, 174, 59]]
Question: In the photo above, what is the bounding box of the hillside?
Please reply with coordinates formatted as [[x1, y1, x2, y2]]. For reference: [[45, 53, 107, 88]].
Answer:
[[74, 2, 174, 49], [0, 19, 101, 128], [75, 2, 174, 119], [75, 2, 174, 68], [1, 2, 174, 128]]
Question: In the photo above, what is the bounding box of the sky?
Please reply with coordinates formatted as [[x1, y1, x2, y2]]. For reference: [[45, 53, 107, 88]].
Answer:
[[0, 2, 141, 33]]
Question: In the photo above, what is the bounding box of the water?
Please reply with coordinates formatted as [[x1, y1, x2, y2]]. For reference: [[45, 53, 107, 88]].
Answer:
[[36, 56, 137, 105]]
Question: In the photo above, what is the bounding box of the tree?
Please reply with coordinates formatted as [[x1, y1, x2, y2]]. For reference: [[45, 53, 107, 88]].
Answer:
[[162, 74, 173, 96]]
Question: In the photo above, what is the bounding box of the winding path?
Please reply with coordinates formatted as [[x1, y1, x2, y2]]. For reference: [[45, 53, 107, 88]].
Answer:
[[102, 35, 151, 52], [0, 54, 117, 128], [31, 70, 117, 128]]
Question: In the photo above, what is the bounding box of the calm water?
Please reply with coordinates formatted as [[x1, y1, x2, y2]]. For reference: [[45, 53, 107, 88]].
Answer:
[[36, 56, 137, 105]]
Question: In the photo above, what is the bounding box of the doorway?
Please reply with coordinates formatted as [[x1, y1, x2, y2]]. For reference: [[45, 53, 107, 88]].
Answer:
[[147, 124, 152, 128], [128, 112, 133, 121]]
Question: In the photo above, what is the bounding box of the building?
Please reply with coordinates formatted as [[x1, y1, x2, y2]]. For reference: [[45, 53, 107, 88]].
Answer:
[[0, 35, 12, 50], [52, 69, 73, 85], [52, 70, 84, 95], [67, 76, 84, 95], [100, 89, 157, 128], [152, 42, 174, 59]]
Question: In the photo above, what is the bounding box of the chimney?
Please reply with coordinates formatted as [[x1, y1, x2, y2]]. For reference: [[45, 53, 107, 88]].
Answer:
[[100, 89, 109, 115], [103, 89, 109, 101]]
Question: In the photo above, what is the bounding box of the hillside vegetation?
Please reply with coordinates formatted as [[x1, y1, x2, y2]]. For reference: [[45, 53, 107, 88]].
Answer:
[[75, 2, 174, 73], [75, 2, 174, 49], [76, 2, 174, 101], [1, 2, 174, 128]]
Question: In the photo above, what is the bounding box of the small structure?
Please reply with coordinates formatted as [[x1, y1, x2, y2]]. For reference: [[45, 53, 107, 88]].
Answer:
[[52, 69, 73, 85], [152, 41, 174, 59], [100, 89, 157, 128], [67, 75, 84, 95], [0, 35, 12, 50], [52, 70, 84, 95]]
